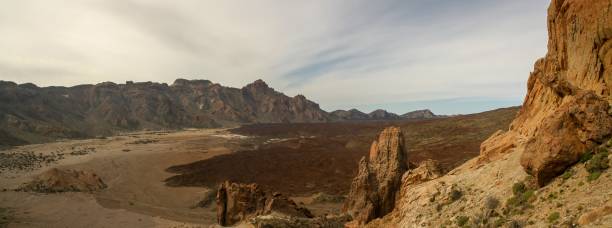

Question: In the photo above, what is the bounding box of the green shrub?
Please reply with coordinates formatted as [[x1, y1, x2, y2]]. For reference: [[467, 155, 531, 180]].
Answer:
[[585, 150, 609, 181], [506, 182, 535, 214], [512, 182, 526, 195], [579, 150, 593, 163], [561, 169, 573, 180], [456, 216, 469, 227], [587, 171, 602, 182], [547, 212, 560, 224]]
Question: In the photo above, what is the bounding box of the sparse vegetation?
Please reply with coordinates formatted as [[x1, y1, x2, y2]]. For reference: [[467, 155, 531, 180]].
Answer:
[[585, 150, 609, 181], [484, 196, 499, 210], [450, 189, 462, 202], [505, 182, 534, 215], [547, 212, 560, 224], [561, 169, 573, 180], [579, 150, 594, 163], [455, 215, 469, 227]]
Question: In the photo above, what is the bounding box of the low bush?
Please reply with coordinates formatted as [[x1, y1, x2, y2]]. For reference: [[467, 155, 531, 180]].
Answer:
[[585, 150, 609, 181], [455, 216, 469, 227], [547, 212, 560, 224], [505, 182, 535, 215], [485, 196, 499, 210]]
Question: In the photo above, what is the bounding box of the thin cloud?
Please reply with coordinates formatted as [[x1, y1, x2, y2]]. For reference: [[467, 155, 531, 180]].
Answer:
[[0, 0, 549, 114]]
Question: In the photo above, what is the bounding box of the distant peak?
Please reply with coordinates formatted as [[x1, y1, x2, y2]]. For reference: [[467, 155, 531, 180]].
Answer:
[[172, 78, 212, 87], [251, 79, 268, 87], [244, 79, 270, 90]]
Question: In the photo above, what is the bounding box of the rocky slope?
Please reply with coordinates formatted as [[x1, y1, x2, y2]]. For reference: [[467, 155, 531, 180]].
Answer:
[[0, 79, 330, 145], [329, 109, 371, 121], [331, 108, 443, 121], [400, 109, 439, 119], [367, 109, 401, 120], [352, 0, 612, 227]]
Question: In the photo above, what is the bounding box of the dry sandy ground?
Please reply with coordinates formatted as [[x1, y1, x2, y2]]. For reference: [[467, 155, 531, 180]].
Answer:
[[0, 129, 249, 228]]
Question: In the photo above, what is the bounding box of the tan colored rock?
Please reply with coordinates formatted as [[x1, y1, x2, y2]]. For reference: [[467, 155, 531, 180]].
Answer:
[[521, 92, 612, 186], [578, 205, 612, 225], [476, 0, 612, 186], [216, 181, 267, 226], [216, 181, 312, 226], [343, 127, 408, 225], [401, 159, 443, 187], [19, 168, 107, 193]]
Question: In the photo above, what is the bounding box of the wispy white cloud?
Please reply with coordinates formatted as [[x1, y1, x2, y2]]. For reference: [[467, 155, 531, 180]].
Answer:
[[0, 0, 549, 114]]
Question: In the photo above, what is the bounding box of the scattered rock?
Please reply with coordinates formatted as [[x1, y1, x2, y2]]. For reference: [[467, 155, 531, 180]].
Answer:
[[343, 126, 408, 224], [19, 168, 107, 193], [215, 181, 312, 226]]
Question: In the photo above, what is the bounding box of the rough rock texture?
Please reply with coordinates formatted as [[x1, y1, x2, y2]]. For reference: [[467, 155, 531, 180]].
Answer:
[[216, 182, 267, 226], [343, 127, 408, 225], [479, 0, 612, 186], [400, 159, 443, 187], [19, 168, 106, 193], [0, 79, 330, 146], [400, 109, 438, 119], [356, 1, 612, 227], [215, 181, 312, 226], [367, 109, 400, 120], [251, 214, 351, 228], [329, 109, 371, 121]]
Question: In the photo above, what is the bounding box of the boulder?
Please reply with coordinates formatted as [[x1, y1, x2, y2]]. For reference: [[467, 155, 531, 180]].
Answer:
[[401, 159, 443, 187], [521, 92, 612, 186], [216, 181, 312, 226], [343, 126, 408, 224], [216, 181, 267, 226]]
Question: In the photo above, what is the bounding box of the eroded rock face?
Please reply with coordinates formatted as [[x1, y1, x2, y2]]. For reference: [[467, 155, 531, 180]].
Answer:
[[216, 181, 267, 226], [343, 127, 408, 224], [0, 79, 331, 146], [401, 159, 443, 187], [478, 0, 612, 186], [216, 181, 312, 226], [521, 92, 612, 186], [19, 168, 106, 193]]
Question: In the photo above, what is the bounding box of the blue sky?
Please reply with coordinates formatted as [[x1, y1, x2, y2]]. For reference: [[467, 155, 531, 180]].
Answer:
[[0, 0, 550, 115]]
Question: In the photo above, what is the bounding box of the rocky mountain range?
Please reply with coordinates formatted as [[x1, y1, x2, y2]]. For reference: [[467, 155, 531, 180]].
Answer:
[[0, 78, 443, 147], [329, 108, 442, 121], [0, 79, 330, 145]]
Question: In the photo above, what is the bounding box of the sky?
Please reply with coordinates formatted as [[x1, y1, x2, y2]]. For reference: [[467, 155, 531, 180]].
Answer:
[[0, 0, 550, 115]]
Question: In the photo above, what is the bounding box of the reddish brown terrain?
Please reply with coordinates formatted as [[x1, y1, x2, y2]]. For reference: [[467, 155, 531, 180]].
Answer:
[[164, 107, 519, 196]]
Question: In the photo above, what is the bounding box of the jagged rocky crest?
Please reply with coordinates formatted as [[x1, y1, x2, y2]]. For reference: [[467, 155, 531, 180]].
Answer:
[[343, 126, 408, 225], [0, 79, 330, 145], [479, 0, 612, 186]]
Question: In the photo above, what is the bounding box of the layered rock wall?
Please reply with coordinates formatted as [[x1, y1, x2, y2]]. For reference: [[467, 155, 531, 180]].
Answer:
[[480, 0, 612, 186]]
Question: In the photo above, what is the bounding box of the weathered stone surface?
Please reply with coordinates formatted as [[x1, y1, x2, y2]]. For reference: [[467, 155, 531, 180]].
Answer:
[[521, 92, 612, 186], [216, 181, 312, 226], [19, 168, 106, 193], [477, 0, 612, 186], [0, 79, 331, 146], [216, 181, 267, 226], [401, 159, 443, 187], [343, 126, 408, 224], [251, 214, 351, 228]]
